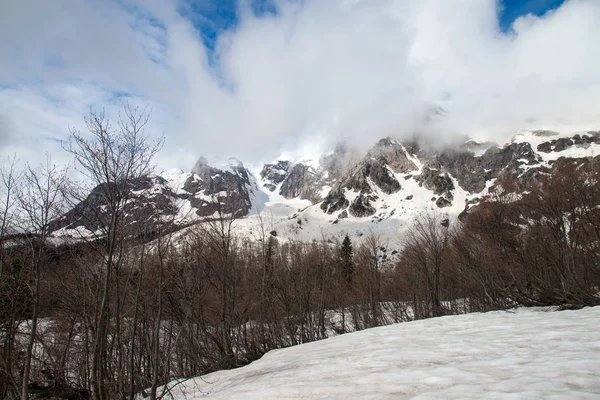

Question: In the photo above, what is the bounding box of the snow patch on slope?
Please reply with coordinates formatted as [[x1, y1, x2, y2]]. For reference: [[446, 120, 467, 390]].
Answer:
[[163, 306, 600, 399], [512, 130, 600, 163]]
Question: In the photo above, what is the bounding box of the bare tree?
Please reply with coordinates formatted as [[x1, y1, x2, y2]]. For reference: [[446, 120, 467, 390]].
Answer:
[[63, 103, 163, 400], [16, 155, 68, 400], [148, 212, 179, 400], [355, 232, 386, 327], [401, 212, 450, 318], [0, 154, 22, 399], [0, 154, 20, 281]]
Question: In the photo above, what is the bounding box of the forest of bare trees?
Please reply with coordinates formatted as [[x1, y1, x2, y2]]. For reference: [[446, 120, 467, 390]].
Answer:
[[1, 107, 599, 399]]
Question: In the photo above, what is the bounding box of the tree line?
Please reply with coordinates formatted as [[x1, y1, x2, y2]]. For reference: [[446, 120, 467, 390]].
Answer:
[[1, 105, 599, 399]]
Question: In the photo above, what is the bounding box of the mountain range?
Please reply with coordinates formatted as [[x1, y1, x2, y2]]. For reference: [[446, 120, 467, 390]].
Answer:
[[50, 129, 600, 250]]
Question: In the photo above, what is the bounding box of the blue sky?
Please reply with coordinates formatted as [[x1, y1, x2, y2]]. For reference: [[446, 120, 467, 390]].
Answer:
[[184, 0, 278, 50], [499, 0, 566, 30], [192, 0, 566, 50]]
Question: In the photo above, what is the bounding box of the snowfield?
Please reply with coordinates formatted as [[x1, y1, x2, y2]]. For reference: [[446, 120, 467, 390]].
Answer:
[[162, 307, 600, 399]]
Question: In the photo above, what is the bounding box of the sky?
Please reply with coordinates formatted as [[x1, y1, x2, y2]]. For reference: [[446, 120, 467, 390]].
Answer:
[[1, 0, 599, 172]]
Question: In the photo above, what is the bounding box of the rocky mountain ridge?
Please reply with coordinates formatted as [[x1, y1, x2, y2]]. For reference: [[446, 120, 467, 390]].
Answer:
[[51, 130, 600, 246]]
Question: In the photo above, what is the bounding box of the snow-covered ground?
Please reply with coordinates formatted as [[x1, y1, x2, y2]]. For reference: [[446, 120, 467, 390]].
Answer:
[[161, 307, 600, 399]]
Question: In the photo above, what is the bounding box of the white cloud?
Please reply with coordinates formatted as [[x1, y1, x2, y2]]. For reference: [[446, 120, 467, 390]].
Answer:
[[1, 0, 599, 171]]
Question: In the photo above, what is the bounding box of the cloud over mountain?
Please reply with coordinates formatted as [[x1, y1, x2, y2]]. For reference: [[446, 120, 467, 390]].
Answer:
[[1, 0, 599, 169]]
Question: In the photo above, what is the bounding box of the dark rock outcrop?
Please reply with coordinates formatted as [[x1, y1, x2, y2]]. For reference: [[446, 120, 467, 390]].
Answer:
[[435, 197, 452, 208], [321, 138, 411, 215], [187, 157, 254, 217], [415, 167, 455, 200], [279, 163, 320, 201], [435, 142, 539, 193], [50, 158, 256, 237], [344, 159, 401, 195], [263, 144, 358, 204], [260, 160, 291, 192], [368, 138, 417, 174], [48, 177, 179, 235], [349, 193, 376, 217], [320, 187, 349, 215], [537, 132, 600, 153]]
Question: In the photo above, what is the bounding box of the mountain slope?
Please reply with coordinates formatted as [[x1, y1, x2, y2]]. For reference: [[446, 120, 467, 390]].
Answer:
[[161, 307, 600, 399], [51, 129, 600, 249]]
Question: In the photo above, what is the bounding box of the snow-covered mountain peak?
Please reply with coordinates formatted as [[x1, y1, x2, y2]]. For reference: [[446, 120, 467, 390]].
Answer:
[[50, 130, 600, 251], [191, 155, 247, 176], [190, 156, 209, 175]]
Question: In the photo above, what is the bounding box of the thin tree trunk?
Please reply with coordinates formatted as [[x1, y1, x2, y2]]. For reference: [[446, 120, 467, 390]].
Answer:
[[92, 217, 118, 400], [22, 257, 40, 400], [129, 246, 144, 400], [150, 242, 165, 400]]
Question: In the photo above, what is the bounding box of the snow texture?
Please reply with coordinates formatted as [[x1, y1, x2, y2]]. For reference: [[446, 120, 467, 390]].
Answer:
[[162, 307, 600, 399]]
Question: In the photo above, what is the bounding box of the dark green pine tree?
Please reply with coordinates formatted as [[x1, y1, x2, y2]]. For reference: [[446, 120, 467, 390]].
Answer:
[[340, 235, 354, 284], [264, 235, 276, 285]]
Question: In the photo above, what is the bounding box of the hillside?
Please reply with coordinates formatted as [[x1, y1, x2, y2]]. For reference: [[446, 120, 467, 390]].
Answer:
[[159, 307, 600, 399]]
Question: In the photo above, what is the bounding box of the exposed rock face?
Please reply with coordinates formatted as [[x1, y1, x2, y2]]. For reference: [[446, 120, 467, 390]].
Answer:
[[414, 167, 455, 208], [537, 132, 600, 153], [260, 160, 290, 192], [321, 138, 410, 216], [321, 136, 554, 215], [48, 177, 179, 235], [272, 139, 418, 215], [320, 187, 349, 215], [435, 142, 539, 193], [368, 138, 417, 173], [261, 144, 358, 203], [51, 158, 256, 236], [434, 149, 487, 193], [415, 167, 455, 197], [187, 157, 254, 217], [279, 163, 320, 201], [349, 193, 376, 217], [343, 159, 401, 195]]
